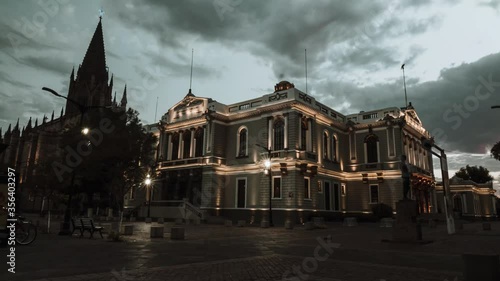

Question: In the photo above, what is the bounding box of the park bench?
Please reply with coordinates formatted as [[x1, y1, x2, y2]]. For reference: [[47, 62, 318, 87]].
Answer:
[[71, 218, 83, 236], [72, 218, 104, 238]]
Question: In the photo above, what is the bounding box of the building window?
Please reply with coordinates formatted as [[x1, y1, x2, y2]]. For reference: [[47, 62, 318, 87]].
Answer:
[[272, 177, 281, 198], [171, 133, 179, 160], [300, 118, 308, 150], [194, 128, 204, 157], [369, 184, 379, 204], [332, 135, 337, 162], [237, 127, 248, 157], [182, 131, 191, 159], [274, 118, 285, 151], [363, 113, 378, 120], [304, 177, 311, 199], [365, 134, 379, 163], [323, 131, 329, 160]]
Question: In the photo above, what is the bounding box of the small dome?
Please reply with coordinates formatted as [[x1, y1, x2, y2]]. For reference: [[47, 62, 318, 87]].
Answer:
[[274, 81, 295, 92]]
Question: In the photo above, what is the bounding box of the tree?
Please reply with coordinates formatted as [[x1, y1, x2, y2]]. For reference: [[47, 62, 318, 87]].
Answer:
[[73, 108, 157, 233], [491, 141, 500, 161], [454, 165, 493, 183]]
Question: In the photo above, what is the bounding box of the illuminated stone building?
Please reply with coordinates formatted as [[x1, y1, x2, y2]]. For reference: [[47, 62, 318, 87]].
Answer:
[[130, 81, 436, 224]]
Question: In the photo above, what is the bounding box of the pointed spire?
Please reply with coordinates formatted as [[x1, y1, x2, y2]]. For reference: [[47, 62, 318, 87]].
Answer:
[[21, 126, 25, 136], [34, 118, 38, 128], [70, 66, 75, 80], [6, 124, 11, 135], [78, 18, 107, 83], [113, 91, 117, 106], [26, 117, 32, 130], [110, 74, 114, 87], [120, 85, 127, 108], [14, 119, 19, 131], [42, 114, 47, 124], [0, 128, 2, 139], [60, 107, 64, 117], [51, 110, 55, 121]]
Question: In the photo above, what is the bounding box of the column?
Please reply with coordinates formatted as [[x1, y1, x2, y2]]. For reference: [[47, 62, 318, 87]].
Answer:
[[190, 129, 195, 158]]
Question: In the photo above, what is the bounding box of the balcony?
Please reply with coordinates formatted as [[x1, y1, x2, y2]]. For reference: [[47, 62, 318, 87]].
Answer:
[[157, 156, 226, 169]]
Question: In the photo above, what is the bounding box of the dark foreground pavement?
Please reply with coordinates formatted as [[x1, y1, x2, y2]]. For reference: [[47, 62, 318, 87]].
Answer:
[[2, 220, 499, 281]]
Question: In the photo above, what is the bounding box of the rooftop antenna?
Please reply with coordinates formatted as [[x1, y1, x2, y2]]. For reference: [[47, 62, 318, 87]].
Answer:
[[401, 63, 408, 108], [154, 96, 159, 121], [189, 49, 194, 91], [305, 49, 308, 95]]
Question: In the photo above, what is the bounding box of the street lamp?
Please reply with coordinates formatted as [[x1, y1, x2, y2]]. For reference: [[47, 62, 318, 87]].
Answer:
[[42, 87, 110, 236], [422, 138, 455, 235], [145, 174, 152, 218], [492, 105, 500, 109], [256, 144, 273, 226]]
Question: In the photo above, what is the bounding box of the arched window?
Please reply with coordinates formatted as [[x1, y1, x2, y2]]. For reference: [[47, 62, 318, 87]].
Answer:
[[182, 131, 191, 159], [365, 134, 379, 163], [237, 127, 248, 156], [300, 118, 308, 150], [171, 133, 179, 160], [323, 131, 329, 160], [274, 119, 285, 151], [194, 128, 204, 157], [332, 135, 337, 162]]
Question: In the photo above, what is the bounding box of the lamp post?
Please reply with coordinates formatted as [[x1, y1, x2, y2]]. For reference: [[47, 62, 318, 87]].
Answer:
[[492, 105, 500, 109], [256, 144, 273, 226], [422, 138, 455, 234], [145, 174, 152, 218], [42, 87, 107, 235]]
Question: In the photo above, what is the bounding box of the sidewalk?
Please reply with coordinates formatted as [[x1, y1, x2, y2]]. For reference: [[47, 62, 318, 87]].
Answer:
[[2, 220, 498, 281]]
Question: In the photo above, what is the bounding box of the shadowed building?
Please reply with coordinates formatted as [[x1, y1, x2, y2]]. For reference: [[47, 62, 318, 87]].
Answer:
[[0, 18, 126, 212], [128, 81, 437, 224], [436, 176, 497, 218]]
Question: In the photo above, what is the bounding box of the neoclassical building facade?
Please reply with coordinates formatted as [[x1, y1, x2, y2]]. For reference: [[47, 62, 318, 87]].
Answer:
[[129, 81, 436, 224]]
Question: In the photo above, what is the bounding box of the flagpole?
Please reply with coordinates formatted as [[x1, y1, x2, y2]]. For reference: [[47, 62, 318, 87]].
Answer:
[[305, 49, 308, 95], [402, 64, 408, 108]]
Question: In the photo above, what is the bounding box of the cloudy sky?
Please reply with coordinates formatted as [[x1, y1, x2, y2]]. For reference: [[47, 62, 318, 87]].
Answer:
[[1, 0, 499, 190]]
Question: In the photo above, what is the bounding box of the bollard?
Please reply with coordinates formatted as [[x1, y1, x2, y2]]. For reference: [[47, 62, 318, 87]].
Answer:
[[170, 227, 185, 240], [122, 225, 134, 236], [343, 217, 358, 227], [150, 226, 164, 238], [463, 254, 499, 281], [305, 221, 315, 230]]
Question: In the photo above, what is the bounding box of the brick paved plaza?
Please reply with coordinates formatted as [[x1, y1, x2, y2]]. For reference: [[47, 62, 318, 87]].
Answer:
[[2, 220, 500, 281]]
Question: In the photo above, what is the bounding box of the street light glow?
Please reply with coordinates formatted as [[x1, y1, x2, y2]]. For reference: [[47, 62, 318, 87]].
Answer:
[[81, 127, 89, 135], [264, 159, 271, 169], [145, 174, 152, 185]]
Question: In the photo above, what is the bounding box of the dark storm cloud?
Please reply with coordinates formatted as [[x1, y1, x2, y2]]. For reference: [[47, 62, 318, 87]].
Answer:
[[142, 51, 222, 79], [15, 55, 73, 76], [110, 0, 439, 81], [0, 70, 34, 90], [315, 52, 500, 154]]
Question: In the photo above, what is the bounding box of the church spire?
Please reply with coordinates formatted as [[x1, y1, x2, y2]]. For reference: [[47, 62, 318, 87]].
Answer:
[[70, 66, 75, 80], [60, 107, 64, 117], [6, 124, 11, 135], [34, 117, 38, 128], [78, 18, 107, 83], [113, 91, 117, 106], [14, 119, 19, 131], [120, 85, 127, 108], [51, 110, 55, 121]]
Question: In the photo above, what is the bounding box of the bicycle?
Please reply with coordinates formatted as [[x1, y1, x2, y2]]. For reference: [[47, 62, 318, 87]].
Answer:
[[15, 215, 37, 245]]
